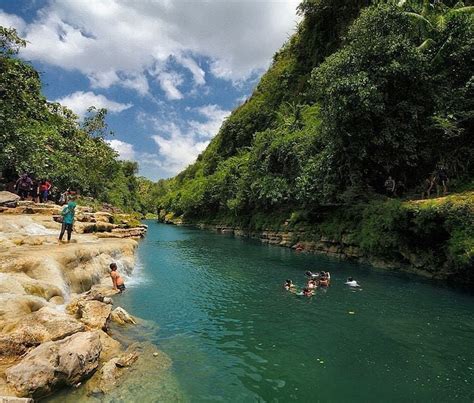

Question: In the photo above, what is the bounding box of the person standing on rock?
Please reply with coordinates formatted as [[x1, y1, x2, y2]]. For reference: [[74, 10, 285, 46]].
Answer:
[[109, 263, 126, 293], [15, 173, 33, 200], [39, 178, 52, 203], [58, 201, 76, 243]]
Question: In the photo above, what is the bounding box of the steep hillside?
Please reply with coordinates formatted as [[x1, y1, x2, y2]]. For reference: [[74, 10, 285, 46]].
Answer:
[[158, 0, 473, 283]]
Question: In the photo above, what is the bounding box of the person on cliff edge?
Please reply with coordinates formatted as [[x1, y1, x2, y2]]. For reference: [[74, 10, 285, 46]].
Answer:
[[58, 201, 76, 243]]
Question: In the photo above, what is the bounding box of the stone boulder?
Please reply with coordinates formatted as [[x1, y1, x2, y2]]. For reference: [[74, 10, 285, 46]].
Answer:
[[0, 307, 85, 357], [0, 191, 20, 207], [88, 350, 139, 394], [111, 307, 137, 325], [96, 227, 147, 239], [94, 212, 113, 223], [5, 331, 102, 398], [67, 299, 112, 331]]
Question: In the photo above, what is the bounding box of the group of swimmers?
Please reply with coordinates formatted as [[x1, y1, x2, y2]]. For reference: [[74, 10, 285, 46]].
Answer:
[[284, 271, 360, 297]]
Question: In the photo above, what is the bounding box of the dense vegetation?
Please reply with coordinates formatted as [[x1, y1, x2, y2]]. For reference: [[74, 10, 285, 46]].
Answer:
[[0, 27, 161, 213], [159, 0, 473, 215], [158, 0, 473, 280]]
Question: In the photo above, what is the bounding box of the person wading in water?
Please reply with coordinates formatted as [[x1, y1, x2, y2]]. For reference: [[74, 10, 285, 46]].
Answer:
[[109, 263, 126, 293], [58, 201, 76, 243]]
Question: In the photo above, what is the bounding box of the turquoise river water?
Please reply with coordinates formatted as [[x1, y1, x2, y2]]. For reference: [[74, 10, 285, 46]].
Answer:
[[54, 221, 474, 402]]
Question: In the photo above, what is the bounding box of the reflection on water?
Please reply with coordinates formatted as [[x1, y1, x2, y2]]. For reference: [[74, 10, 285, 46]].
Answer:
[[49, 222, 474, 402]]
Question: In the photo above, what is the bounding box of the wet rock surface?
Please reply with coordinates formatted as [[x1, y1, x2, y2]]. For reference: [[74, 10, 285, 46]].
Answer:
[[111, 307, 137, 325]]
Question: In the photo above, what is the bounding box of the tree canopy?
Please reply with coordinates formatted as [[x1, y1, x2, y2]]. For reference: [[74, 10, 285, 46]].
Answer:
[[158, 0, 473, 218]]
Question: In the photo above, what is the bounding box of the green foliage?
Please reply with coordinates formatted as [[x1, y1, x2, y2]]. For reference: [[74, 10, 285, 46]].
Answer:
[[160, 0, 473, 220], [0, 27, 151, 213], [358, 200, 407, 257]]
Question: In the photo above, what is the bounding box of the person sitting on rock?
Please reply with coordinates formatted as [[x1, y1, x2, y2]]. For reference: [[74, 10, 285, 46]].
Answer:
[[110, 263, 126, 293]]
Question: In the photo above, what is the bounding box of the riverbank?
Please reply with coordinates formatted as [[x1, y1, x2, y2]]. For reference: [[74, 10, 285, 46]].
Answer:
[[160, 192, 474, 288], [0, 192, 172, 400]]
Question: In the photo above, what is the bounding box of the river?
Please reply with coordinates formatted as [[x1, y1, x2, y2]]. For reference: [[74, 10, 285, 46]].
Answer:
[[55, 221, 474, 402]]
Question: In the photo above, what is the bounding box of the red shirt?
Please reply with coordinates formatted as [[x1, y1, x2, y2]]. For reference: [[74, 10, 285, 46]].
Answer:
[[39, 181, 51, 191]]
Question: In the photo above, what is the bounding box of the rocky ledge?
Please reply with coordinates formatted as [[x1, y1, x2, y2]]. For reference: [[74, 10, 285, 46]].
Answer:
[[0, 285, 151, 399], [0, 195, 166, 400]]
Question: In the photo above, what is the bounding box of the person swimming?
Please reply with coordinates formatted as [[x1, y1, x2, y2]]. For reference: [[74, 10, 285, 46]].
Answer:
[[302, 287, 314, 297], [307, 279, 317, 290], [319, 271, 331, 287], [110, 262, 126, 293], [345, 277, 360, 287], [284, 279, 296, 291], [305, 270, 319, 279]]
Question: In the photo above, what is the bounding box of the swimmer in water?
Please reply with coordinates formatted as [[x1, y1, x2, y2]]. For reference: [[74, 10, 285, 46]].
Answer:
[[305, 270, 319, 279], [284, 279, 296, 291], [345, 277, 360, 287], [302, 287, 314, 297], [319, 271, 331, 287], [307, 279, 317, 290], [110, 262, 126, 293]]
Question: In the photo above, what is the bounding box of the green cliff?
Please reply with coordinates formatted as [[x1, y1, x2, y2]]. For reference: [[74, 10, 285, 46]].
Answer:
[[157, 1, 474, 284]]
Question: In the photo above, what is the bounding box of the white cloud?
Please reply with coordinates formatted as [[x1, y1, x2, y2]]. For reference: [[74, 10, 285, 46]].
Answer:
[[107, 139, 136, 160], [141, 103, 230, 175], [176, 54, 205, 85], [0, 10, 26, 32], [189, 104, 230, 138], [1, 0, 300, 95], [152, 123, 209, 174], [156, 71, 184, 100], [55, 91, 132, 117]]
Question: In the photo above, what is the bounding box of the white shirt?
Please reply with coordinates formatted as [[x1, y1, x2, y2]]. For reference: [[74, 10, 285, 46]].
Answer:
[[345, 280, 359, 287]]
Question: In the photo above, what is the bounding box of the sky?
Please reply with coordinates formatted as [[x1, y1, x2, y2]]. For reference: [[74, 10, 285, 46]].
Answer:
[[0, 0, 300, 180]]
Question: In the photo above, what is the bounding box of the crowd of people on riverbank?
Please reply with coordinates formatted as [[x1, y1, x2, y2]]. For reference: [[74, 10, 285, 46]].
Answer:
[[384, 166, 449, 199], [284, 271, 360, 297], [10, 173, 127, 293], [5, 172, 78, 243], [11, 172, 76, 205]]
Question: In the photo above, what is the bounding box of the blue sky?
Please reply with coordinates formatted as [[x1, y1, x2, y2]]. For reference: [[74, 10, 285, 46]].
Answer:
[[0, 0, 299, 180]]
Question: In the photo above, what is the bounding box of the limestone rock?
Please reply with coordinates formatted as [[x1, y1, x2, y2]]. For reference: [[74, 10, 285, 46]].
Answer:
[[116, 352, 139, 368], [5, 331, 102, 398], [96, 227, 147, 239], [0, 191, 20, 207], [0, 397, 33, 403], [85, 343, 162, 395], [74, 222, 117, 234], [0, 307, 85, 357], [77, 300, 112, 331], [96, 330, 122, 363], [111, 307, 137, 325], [94, 212, 113, 223]]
